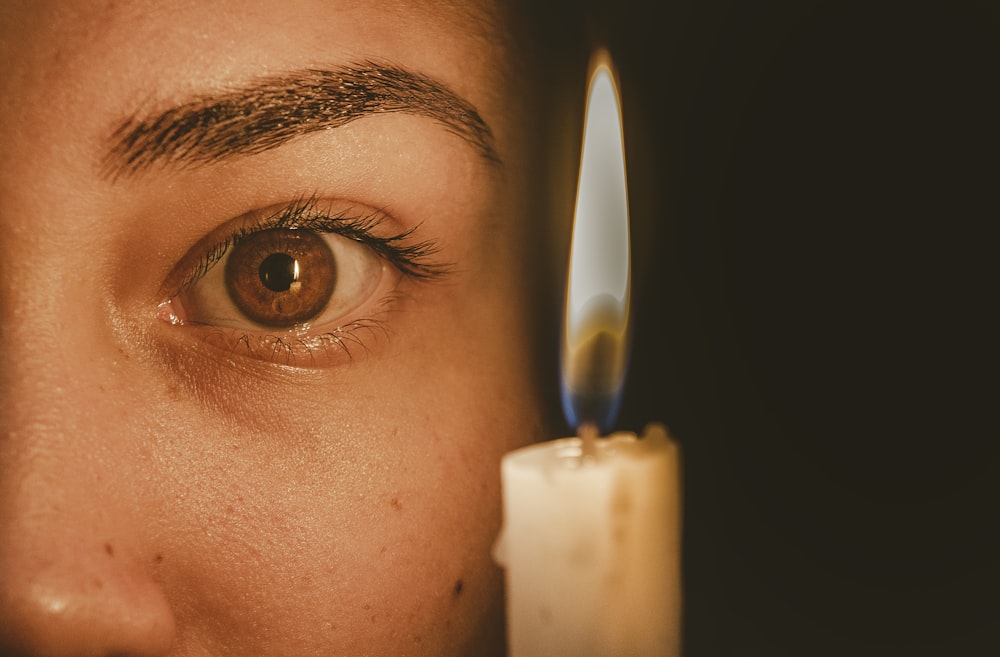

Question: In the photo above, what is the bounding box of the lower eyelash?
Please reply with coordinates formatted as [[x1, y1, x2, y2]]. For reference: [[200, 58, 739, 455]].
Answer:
[[197, 316, 388, 366], [190, 284, 419, 367]]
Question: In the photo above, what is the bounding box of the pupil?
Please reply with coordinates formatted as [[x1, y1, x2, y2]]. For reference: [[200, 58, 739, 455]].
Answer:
[[259, 253, 298, 292]]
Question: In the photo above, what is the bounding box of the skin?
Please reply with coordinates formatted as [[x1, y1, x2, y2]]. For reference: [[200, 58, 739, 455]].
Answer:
[[0, 1, 551, 655]]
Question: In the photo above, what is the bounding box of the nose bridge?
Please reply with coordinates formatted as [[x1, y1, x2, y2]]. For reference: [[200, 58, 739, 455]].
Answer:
[[4, 248, 117, 518], [1, 256, 122, 463], [0, 193, 132, 424], [0, 231, 178, 655], [0, 225, 146, 538]]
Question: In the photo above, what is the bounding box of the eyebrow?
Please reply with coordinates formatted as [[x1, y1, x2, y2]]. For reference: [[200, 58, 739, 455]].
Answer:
[[103, 61, 501, 179]]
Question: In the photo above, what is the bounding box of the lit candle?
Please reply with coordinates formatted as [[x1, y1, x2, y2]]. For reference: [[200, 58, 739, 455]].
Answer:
[[494, 50, 682, 657]]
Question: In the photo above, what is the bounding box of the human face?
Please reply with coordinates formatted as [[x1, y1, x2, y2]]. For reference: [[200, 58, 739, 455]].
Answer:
[[0, 1, 549, 655]]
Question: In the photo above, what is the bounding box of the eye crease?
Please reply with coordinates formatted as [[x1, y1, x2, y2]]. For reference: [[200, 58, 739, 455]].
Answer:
[[159, 196, 450, 365]]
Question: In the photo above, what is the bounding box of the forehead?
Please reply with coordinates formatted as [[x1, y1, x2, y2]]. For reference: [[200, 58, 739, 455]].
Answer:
[[2, 0, 510, 91], [0, 0, 516, 179], [1, 0, 508, 55]]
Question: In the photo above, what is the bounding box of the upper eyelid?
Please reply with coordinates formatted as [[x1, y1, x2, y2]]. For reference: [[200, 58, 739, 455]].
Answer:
[[180, 197, 348, 288], [171, 196, 451, 295]]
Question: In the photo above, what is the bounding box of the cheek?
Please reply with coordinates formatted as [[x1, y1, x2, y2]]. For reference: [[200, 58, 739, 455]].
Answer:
[[144, 336, 543, 653]]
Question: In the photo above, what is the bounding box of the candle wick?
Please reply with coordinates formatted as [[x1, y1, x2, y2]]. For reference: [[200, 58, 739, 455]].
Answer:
[[578, 421, 601, 459]]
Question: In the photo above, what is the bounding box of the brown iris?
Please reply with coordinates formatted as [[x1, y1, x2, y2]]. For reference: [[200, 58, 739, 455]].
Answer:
[[224, 228, 336, 327]]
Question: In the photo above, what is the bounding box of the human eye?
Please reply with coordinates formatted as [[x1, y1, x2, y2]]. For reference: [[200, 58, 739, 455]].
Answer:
[[157, 196, 448, 366]]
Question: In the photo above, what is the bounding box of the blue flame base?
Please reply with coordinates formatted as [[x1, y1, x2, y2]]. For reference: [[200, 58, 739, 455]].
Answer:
[[561, 387, 624, 436]]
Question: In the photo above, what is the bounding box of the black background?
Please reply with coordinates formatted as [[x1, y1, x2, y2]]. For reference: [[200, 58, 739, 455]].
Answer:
[[533, 1, 998, 655]]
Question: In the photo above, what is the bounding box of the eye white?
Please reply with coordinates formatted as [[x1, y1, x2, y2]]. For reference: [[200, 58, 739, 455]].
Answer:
[[180, 230, 385, 330]]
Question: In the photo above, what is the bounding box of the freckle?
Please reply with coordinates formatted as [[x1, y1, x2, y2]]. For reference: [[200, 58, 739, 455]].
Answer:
[[390, 497, 401, 511], [93, 578, 104, 589], [153, 553, 164, 564], [453, 579, 464, 597], [104, 543, 114, 557]]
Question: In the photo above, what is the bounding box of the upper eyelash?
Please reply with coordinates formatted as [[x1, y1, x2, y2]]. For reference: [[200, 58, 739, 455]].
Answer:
[[179, 195, 451, 291]]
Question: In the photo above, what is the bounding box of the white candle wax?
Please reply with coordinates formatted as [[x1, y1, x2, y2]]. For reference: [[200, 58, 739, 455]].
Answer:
[[494, 423, 682, 657]]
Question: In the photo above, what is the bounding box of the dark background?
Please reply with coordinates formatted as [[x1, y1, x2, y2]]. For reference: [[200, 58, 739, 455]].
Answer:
[[533, 1, 998, 655]]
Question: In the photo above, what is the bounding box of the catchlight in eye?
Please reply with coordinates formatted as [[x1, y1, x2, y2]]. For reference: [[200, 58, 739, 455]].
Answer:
[[224, 228, 337, 327]]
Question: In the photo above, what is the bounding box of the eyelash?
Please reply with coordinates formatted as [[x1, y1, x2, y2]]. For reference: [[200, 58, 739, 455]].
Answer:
[[178, 195, 449, 292], [163, 195, 450, 364]]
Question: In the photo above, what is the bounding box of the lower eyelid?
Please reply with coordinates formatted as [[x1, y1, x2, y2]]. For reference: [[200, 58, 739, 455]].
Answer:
[[174, 307, 394, 368], [155, 242, 409, 368]]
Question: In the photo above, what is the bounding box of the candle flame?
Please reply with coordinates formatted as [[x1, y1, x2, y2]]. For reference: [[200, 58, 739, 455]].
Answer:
[[561, 50, 631, 433]]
